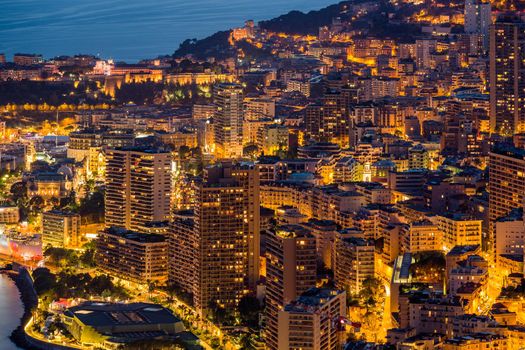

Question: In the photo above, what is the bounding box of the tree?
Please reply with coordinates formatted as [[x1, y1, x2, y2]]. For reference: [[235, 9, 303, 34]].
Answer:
[[178, 145, 191, 160], [32, 268, 57, 296], [29, 195, 44, 212], [238, 295, 261, 326], [50, 196, 60, 209], [208, 301, 234, 326], [79, 241, 96, 268], [78, 188, 104, 224], [60, 190, 77, 209], [358, 277, 385, 342], [409, 251, 445, 283], [243, 144, 259, 159], [44, 247, 79, 269]]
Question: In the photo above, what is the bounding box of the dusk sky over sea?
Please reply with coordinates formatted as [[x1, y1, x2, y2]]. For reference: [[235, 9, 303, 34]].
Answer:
[[1, 0, 335, 61]]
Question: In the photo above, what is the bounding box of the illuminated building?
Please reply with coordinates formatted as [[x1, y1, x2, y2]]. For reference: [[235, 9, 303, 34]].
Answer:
[[443, 333, 507, 350], [488, 145, 525, 253], [28, 173, 70, 202], [245, 98, 275, 121], [191, 162, 260, 316], [154, 130, 198, 150], [265, 225, 317, 350], [101, 130, 136, 148], [434, 214, 483, 251], [445, 245, 482, 282], [68, 131, 104, 178], [359, 76, 400, 101], [243, 118, 273, 146], [448, 314, 498, 338], [489, 15, 525, 135], [415, 39, 437, 70], [400, 220, 443, 253], [165, 72, 234, 86], [300, 219, 338, 269], [277, 288, 346, 350], [400, 292, 465, 334], [408, 144, 429, 169], [96, 227, 168, 283], [67, 130, 103, 161], [333, 156, 361, 183], [383, 224, 403, 263], [105, 147, 172, 231], [168, 210, 195, 295], [258, 125, 289, 156], [62, 302, 184, 347], [305, 89, 356, 147], [192, 103, 216, 120], [397, 335, 442, 349], [333, 235, 375, 295], [494, 208, 524, 266], [464, 0, 491, 50], [0, 206, 19, 224], [0, 65, 42, 81], [42, 210, 81, 249], [388, 169, 428, 194], [13, 53, 43, 66], [68, 129, 134, 178], [213, 83, 244, 158], [448, 255, 488, 297], [231, 20, 255, 41], [286, 79, 311, 97]]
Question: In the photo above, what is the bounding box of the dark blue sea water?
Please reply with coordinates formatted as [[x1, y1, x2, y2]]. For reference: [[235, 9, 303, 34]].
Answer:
[[0, 274, 24, 349], [0, 0, 335, 62]]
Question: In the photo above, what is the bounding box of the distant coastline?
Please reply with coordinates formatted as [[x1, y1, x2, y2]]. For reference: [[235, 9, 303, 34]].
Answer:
[[0, 0, 337, 62]]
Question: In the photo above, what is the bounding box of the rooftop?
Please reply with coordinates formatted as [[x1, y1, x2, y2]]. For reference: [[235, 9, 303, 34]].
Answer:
[[65, 302, 180, 328], [446, 245, 480, 257], [284, 288, 343, 313], [104, 227, 166, 244]]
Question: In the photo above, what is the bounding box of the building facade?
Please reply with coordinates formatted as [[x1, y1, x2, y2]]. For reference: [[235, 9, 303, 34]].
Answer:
[[265, 225, 317, 350], [105, 147, 172, 231], [42, 210, 81, 248], [96, 227, 168, 283]]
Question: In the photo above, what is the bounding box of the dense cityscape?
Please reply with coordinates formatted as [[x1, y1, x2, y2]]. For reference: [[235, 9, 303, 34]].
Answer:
[[1, 0, 525, 349]]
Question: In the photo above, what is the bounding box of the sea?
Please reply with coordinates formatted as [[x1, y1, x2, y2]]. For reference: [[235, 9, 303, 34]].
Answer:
[[0, 274, 24, 349], [0, 0, 337, 62]]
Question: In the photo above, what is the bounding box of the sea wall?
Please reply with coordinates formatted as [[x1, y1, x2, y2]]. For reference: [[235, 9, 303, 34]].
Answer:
[[7, 268, 38, 349]]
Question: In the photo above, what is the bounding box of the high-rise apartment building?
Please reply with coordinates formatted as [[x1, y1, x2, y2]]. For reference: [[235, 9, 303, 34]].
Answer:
[[265, 225, 317, 350], [96, 227, 168, 283], [277, 288, 346, 350], [105, 147, 172, 231], [489, 144, 525, 252], [189, 162, 260, 316], [415, 39, 437, 70], [464, 0, 491, 49], [168, 210, 195, 295], [42, 210, 81, 248], [305, 88, 356, 148], [213, 83, 244, 158], [333, 235, 375, 295], [489, 14, 525, 135]]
